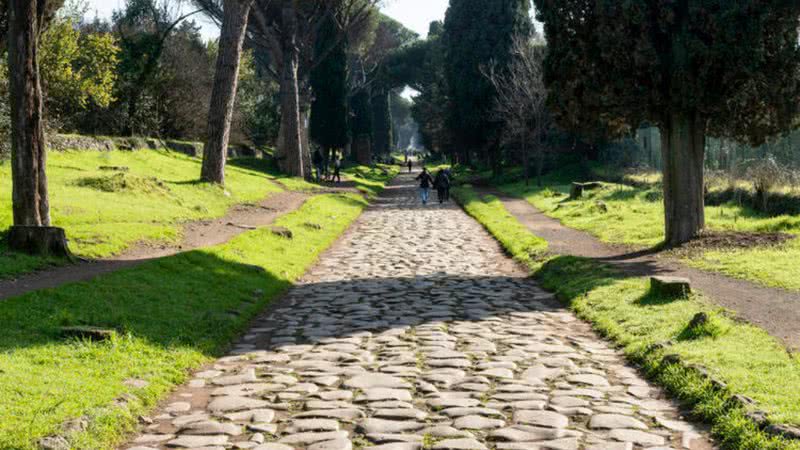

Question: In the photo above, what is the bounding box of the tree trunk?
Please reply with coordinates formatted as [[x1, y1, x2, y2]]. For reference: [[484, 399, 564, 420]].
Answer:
[[8, 226, 72, 258], [521, 132, 529, 186], [201, 0, 253, 185], [277, 4, 304, 177], [9, 0, 48, 227], [461, 147, 471, 167], [661, 112, 706, 247], [354, 134, 372, 165], [7, 0, 70, 256], [125, 92, 139, 136], [536, 133, 545, 187], [299, 95, 312, 177], [490, 148, 500, 178]]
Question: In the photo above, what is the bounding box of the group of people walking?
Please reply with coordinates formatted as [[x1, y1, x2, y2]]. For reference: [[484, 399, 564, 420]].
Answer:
[[312, 149, 342, 183], [416, 167, 451, 205]]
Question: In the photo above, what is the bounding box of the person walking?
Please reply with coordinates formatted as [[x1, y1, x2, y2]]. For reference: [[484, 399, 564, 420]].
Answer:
[[443, 167, 453, 201], [407, 159, 413, 173], [332, 154, 342, 184], [312, 149, 324, 182], [434, 169, 450, 204], [416, 167, 434, 205]]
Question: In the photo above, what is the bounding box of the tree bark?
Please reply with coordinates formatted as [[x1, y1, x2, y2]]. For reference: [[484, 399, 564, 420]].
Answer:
[[521, 131, 529, 186], [7, 0, 71, 257], [201, 0, 253, 185], [299, 94, 312, 177], [277, 4, 304, 177], [536, 133, 545, 187], [661, 112, 706, 247], [9, 0, 49, 227], [354, 134, 372, 166]]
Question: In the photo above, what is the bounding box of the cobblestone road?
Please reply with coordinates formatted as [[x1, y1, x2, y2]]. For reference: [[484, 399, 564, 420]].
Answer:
[[124, 172, 713, 450]]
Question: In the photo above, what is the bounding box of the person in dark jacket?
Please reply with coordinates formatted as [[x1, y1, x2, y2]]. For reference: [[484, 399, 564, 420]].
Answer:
[[407, 159, 413, 173], [434, 169, 450, 204], [443, 168, 453, 201], [312, 149, 324, 182], [416, 167, 434, 205], [332, 154, 342, 183]]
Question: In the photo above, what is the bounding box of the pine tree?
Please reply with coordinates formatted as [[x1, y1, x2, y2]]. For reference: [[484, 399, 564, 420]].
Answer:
[[201, 0, 254, 185]]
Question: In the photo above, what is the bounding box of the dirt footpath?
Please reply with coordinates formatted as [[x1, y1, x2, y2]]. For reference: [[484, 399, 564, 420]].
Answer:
[[0, 191, 308, 301]]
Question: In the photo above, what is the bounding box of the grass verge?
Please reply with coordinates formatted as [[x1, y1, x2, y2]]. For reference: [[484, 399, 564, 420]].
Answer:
[[452, 185, 548, 266], [343, 164, 401, 198], [0, 193, 367, 450], [0, 150, 296, 278], [455, 183, 800, 449]]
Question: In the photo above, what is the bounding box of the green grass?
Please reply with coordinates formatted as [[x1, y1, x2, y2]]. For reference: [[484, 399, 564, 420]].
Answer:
[[0, 193, 368, 450], [499, 174, 800, 291], [343, 164, 401, 198], [452, 185, 548, 266], [455, 184, 800, 449], [228, 157, 321, 193], [0, 150, 296, 278]]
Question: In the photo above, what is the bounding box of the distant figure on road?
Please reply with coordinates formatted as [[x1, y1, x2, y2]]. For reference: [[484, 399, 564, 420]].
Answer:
[[333, 154, 342, 184], [434, 169, 450, 204], [416, 168, 434, 205], [443, 168, 452, 201], [312, 149, 324, 182], [407, 159, 413, 173]]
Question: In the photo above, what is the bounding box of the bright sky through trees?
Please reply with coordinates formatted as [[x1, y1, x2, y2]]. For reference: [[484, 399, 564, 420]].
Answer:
[[382, 0, 449, 37], [85, 0, 450, 40]]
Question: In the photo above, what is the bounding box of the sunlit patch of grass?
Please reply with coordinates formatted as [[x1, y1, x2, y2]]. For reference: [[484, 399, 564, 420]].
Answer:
[[684, 238, 800, 291], [0, 150, 289, 277], [343, 164, 401, 198]]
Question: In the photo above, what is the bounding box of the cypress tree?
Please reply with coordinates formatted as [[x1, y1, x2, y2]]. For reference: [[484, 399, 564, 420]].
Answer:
[[443, 0, 531, 167], [310, 12, 349, 161], [371, 88, 393, 156], [350, 90, 373, 164]]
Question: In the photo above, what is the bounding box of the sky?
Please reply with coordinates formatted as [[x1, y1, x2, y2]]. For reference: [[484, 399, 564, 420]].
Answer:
[[84, 0, 450, 41], [382, 0, 449, 38]]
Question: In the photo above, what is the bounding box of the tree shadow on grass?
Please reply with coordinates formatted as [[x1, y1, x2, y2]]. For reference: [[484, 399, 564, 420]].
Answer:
[[535, 255, 682, 308], [634, 289, 689, 307], [0, 249, 291, 355]]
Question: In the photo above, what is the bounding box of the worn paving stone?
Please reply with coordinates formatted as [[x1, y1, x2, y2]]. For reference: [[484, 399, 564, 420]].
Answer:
[[432, 438, 488, 450], [589, 414, 648, 430], [120, 173, 714, 450], [513, 410, 569, 429], [453, 415, 506, 430], [165, 435, 228, 448], [608, 429, 666, 446]]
